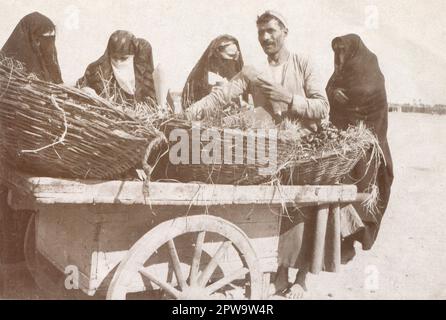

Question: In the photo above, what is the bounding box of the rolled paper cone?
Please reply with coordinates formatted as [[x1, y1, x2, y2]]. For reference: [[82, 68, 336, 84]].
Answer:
[[248, 94, 254, 106], [173, 96, 183, 114], [153, 63, 167, 108]]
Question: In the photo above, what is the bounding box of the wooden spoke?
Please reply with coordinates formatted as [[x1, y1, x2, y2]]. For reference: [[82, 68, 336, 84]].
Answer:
[[198, 241, 231, 287], [139, 267, 181, 299], [189, 231, 206, 286], [205, 267, 248, 295], [167, 239, 187, 290], [107, 215, 263, 300]]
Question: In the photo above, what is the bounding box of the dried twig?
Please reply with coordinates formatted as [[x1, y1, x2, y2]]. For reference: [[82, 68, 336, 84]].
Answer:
[[20, 95, 68, 154]]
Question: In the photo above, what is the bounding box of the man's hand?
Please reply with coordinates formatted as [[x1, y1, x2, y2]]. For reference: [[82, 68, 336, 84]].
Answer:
[[333, 88, 349, 104], [257, 77, 293, 105]]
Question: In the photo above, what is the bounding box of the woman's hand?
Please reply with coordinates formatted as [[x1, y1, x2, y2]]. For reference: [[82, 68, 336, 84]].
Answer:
[[81, 86, 99, 97], [333, 88, 349, 104]]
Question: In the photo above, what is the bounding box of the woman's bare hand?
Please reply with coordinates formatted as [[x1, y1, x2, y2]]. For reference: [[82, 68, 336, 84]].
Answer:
[[333, 88, 349, 104]]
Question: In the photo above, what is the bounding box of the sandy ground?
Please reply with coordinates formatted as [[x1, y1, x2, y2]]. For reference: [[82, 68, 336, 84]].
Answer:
[[301, 112, 446, 300], [1, 112, 445, 300]]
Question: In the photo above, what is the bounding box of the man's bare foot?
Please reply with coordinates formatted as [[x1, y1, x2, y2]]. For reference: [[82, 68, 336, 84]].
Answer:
[[268, 267, 290, 296], [284, 283, 306, 300], [268, 281, 291, 297]]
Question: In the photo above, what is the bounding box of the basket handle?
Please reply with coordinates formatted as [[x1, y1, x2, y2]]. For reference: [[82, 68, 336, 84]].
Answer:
[[142, 133, 168, 192]]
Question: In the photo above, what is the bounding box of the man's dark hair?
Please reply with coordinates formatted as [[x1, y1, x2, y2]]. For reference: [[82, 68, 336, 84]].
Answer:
[[256, 13, 286, 30]]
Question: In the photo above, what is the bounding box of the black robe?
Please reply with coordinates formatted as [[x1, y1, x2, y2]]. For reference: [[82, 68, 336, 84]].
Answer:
[[1, 12, 63, 265], [326, 34, 394, 250], [1, 11, 63, 83]]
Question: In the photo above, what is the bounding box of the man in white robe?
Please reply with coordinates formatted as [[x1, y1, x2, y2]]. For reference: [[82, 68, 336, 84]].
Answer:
[[188, 11, 330, 299], [188, 11, 328, 133]]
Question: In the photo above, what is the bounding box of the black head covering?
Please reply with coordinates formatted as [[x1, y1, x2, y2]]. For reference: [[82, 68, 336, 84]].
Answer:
[[133, 38, 156, 104], [107, 30, 137, 57], [326, 34, 394, 250], [182, 35, 244, 108], [77, 30, 157, 104], [1, 12, 63, 83], [326, 34, 387, 131]]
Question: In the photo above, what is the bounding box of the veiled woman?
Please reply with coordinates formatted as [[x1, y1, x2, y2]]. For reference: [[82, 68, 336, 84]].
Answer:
[[326, 34, 394, 258], [77, 30, 157, 105], [1, 12, 62, 266], [1, 11, 63, 83], [182, 35, 245, 108]]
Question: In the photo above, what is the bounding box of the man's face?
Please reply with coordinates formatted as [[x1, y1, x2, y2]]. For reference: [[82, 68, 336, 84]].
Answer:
[[257, 19, 287, 56]]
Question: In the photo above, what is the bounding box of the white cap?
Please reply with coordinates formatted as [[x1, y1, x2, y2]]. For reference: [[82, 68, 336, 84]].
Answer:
[[257, 10, 289, 30]]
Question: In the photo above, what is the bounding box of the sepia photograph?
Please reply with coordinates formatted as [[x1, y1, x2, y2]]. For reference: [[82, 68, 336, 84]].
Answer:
[[0, 0, 445, 302]]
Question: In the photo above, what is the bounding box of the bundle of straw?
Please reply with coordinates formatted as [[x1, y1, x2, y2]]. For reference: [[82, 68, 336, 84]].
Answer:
[[0, 54, 165, 180], [159, 118, 277, 185], [278, 121, 381, 186], [160, 103, 381, 188]]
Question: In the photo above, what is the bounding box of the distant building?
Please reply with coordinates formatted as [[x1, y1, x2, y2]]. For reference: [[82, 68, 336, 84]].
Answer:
[[389, 102, 446, 115]]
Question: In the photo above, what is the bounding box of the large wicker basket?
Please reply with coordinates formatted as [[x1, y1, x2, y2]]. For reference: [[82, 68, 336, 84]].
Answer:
[[279, 148, 363, 185], [157, 119, 271, 185], [158, 119, 366, 185], [0, 55, 164, 180]]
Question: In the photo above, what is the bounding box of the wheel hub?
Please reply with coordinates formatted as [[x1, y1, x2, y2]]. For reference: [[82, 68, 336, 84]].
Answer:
[[178, 286, 210, 300]]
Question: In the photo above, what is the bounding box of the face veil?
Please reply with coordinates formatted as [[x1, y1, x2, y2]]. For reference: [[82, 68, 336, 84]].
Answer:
[[1, 12, 63, 83], [181, 35, 244, 108], [326, 33, 387, 121], [77, 30, 157, 104]]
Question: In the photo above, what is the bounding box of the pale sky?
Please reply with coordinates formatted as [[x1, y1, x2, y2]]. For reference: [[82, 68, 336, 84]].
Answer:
[[1, 0, 445, 104]]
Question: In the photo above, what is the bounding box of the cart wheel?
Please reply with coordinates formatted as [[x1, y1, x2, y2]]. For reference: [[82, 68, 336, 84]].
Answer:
[[24, 212, 79, 299], [107, 215, 263, 300]]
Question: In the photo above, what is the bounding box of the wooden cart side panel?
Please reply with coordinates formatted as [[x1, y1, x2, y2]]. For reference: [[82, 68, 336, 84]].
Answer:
[[2, 169, 357, 207], [35, 208, 99, 293], [34, 203, 281, 295], [30, 182, 357, 206], [93, 205, 281, 294]]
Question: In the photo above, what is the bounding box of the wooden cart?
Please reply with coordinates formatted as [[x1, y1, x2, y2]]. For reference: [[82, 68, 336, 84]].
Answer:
[[1, 169, 362, 300]]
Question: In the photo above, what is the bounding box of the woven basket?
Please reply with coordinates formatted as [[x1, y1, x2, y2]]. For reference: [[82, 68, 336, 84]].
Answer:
[[158, 119, 280, 185], [158, 119, 366, 185], [279, 148, 363, 185], [0, 55, 164, 180]]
